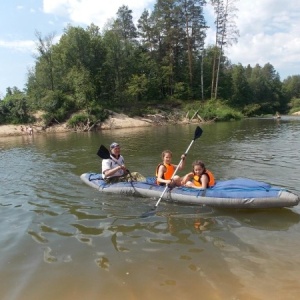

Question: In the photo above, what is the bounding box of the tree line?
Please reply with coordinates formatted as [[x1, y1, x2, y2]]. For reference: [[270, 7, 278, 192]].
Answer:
[[1, 0, 300, 126]]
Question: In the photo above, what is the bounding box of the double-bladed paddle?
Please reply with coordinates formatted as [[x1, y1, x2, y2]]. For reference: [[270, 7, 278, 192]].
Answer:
[[141, 126, 203, 218]]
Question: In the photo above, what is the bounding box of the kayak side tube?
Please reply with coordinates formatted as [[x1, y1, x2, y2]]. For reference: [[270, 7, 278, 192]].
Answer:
[[80, 173, 300, 209]]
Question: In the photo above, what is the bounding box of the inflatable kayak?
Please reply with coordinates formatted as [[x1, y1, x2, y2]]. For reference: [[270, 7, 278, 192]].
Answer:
[[80, 173, 299, 209]]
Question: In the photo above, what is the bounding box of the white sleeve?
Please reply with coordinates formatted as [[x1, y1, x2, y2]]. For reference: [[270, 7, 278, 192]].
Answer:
[[102, 159, 112, 178], [102, 156, 125, 178]]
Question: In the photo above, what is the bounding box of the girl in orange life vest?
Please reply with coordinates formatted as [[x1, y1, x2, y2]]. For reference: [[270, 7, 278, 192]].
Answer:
[[156, 150, 186, 187], [181, 160, 215, 189]]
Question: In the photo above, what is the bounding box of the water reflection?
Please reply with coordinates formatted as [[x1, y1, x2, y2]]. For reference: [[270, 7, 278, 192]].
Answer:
[[1, 118, 300, 299], [154, 205, 300, 233]]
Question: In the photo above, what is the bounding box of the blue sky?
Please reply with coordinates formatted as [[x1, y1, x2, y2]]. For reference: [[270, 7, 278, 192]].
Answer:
[[1, 0, 300, 98]]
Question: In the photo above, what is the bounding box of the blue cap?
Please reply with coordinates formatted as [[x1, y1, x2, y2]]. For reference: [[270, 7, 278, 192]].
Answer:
[[110, 142, 120, 149]]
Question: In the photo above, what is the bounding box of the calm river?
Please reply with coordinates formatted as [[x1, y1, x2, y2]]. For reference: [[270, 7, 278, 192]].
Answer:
[[1, 116, 300, 300]]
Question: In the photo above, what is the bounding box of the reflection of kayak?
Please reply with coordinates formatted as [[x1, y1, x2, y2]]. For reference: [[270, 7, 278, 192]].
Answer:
[[80, 173, 299, 209]]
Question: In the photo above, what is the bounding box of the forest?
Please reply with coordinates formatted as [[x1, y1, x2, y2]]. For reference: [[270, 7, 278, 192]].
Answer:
[[1, 0, 300, 127]]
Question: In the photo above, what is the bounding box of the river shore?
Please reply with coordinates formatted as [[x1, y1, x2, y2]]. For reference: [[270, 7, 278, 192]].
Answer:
[[1, 111, 300, 138], [0, 112, 187, 138]]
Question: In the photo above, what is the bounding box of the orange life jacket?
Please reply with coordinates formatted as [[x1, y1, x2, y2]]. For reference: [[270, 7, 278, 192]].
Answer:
[[155, 163, 175, 184], [193, 170, 215, 187]]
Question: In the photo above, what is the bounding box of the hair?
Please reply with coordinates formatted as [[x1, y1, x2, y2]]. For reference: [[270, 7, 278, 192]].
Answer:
[[192, 160, 206, 173], [161, 150, 172, 160]]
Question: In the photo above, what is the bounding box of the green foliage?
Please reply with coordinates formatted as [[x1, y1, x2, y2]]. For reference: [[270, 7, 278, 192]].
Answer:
[[125, 74, 148, 101], [214, 107, 243, 121], [184, 99, 243, 121], [242, 103, 263, 117], [202, 100, 243, 121], [39, 90, 75, 124], [0, 89, 33, 124], [67, 113, 93, 128], [67, 106, 109, 128], [3, 3, 297, 126], [283, 75, 300, 99], [88, 104, 110, 121], [173, 82, 188, 100], [289, 98, 300, 114]]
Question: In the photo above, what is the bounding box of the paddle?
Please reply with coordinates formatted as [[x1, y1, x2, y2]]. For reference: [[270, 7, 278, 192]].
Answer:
[[97, 144, 132, 178], [141, 126, 203, 218]]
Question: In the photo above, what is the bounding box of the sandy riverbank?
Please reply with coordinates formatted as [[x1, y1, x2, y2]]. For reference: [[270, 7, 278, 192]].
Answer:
[[0, 112, 163, 138], [1, 111, 300, 138]]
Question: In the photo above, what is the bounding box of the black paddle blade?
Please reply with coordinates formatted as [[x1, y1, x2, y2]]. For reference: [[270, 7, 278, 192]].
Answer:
[[140, 206, 156, 218], [97, 145, 111, 159], [194, 126, 203, 140]]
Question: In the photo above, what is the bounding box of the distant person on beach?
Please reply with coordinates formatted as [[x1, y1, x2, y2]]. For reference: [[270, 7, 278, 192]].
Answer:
[[26, 125, 33, 135]]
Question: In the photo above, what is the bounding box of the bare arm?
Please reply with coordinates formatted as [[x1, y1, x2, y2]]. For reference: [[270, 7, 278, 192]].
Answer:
[[181, 172, 194, 185], [200, 174, 209, 189], [176, 154, 186, 171], [103, 165, 126, 177], [102, 158, 126, 178]]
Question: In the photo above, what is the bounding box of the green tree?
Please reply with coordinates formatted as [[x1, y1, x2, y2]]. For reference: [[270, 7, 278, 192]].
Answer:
[[101, 6, 142, 107], [247, 63, 284, 114], [283, 75, 300, 99], [230, 64, 252, 108], [114, 5, 137, 42], [0, 88, 31, 124], [178, 0, 207, 93], [34, 31, 56, 91], [137, 9, 157, 53], [126, 74, 148, 102], [210, 0, 239, 99], [102, 29, 128, 106]]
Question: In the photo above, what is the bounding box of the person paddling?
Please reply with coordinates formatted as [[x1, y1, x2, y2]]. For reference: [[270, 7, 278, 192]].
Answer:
[[101, 142, 145, 183], [156, 150, 186, 188]]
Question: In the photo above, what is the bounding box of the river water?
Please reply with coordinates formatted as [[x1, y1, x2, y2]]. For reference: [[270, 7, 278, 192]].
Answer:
[[1, 116, 300, 300]]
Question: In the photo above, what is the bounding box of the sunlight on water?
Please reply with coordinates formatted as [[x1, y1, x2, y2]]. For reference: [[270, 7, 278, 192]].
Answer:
[[1, 118, 300, 300]]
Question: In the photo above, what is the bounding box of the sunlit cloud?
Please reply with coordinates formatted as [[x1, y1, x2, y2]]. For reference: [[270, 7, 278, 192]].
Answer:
[[0, 40, 36, 53], [43, 0, 156, 28]]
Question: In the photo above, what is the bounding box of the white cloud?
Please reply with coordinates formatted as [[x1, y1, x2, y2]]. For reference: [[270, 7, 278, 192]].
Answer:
[[205, 0, 300, 78], [0, 39, 35, 53], [41, 0, 300, 78], [1, 0, 300, 96], [43, 0, 155, 29]]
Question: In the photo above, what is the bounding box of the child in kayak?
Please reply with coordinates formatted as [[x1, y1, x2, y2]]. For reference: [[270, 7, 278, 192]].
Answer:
[[156, 150, 186, 187], [181, 160, 215, 189]]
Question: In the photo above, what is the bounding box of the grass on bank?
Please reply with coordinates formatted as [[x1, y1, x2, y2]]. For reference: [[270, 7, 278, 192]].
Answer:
[[2, 97, 299, 129], [289, 98, 300, 114]]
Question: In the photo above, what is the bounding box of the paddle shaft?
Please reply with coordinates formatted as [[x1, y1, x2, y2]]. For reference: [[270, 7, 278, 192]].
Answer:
[[109, 155, 131, 176], [155, 139, 196, 207]]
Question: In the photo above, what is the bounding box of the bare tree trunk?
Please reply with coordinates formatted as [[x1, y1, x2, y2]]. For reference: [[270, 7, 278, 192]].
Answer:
[[214, 0, 227, 99], [211, 48, 217, 99], [200, 52, 204, 100], [211, 0, 239, 99], [185, 20, 193, 86]]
